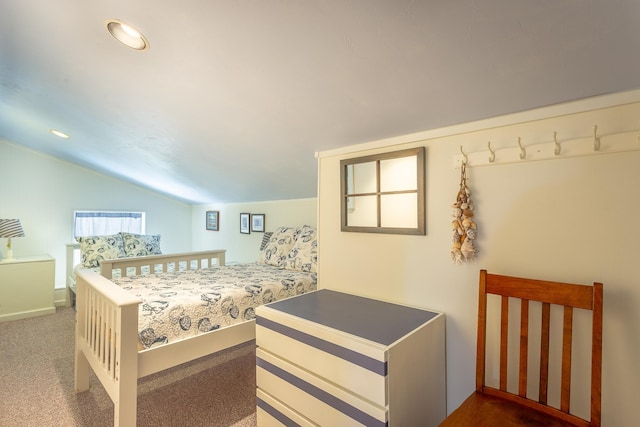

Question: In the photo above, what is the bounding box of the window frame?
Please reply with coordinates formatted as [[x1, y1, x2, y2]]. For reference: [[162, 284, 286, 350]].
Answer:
[[340, 147, 426, 235]]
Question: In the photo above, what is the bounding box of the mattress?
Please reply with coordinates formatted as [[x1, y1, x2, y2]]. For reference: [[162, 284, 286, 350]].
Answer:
[[110, 263, 317, 349]]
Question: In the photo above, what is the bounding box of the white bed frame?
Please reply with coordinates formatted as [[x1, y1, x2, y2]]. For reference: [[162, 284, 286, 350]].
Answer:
[[72, 249, 256, 427]]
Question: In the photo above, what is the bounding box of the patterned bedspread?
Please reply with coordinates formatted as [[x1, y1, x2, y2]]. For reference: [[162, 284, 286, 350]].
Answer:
[[111, 263, 317, 349]]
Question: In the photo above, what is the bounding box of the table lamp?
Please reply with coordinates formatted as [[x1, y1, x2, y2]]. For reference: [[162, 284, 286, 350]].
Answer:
[[0, 219, 25, 261]]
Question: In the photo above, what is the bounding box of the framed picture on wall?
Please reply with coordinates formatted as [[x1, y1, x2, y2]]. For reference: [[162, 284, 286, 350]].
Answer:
[[240, 213, 250, 234], [251, 214, 265, 232], [206, 211, 219, 231]]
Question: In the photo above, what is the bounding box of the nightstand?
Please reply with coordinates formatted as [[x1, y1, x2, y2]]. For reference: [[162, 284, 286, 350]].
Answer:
[[0, 255, 55, 322]]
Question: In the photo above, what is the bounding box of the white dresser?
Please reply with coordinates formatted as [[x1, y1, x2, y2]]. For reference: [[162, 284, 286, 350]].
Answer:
[[0, 255, 55, 322], [255, 289, 446, 426]]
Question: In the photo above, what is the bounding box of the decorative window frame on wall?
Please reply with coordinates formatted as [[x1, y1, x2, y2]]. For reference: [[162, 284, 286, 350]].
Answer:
[[340, 146, 426, 235]]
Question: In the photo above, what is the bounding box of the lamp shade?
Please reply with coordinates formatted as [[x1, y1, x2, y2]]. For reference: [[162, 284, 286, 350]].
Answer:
[[0, 219, 25, 238]]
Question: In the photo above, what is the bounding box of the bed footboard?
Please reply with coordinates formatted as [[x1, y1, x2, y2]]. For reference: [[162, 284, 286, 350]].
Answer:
[[74, 269, 142, 427], [74, 249, 229, 427], [100, 249, 226, 279]]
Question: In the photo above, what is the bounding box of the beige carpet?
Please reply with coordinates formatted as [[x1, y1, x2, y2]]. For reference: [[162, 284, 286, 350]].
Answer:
[[0, 307, 257, 426]]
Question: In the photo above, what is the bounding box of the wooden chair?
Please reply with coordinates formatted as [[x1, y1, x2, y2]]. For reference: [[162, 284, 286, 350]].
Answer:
[[440, 270, 603, 427]]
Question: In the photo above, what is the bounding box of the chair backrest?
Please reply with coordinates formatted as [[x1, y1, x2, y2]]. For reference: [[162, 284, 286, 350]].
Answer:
[[476, 270, 603, 427]]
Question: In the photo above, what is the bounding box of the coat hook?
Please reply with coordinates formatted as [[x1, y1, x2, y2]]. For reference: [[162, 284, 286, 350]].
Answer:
[[553, 131, 561, 155], [593, 125, 600, 151], [459, 145, 468, 164], [517, 137, 526, 159], [487, 141, 495, 163]]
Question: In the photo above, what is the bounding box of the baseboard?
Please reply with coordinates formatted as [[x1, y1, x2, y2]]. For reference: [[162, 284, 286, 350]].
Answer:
[[0, 307, 56, 323], [54, 288, 69, 307]]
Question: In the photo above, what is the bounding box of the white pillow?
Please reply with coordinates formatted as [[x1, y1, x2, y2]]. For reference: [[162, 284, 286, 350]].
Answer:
[[76, 234, 126, 268], [120, 232, 162, 257], [258, 226, 299, 268], [284, 226, 317, 273]]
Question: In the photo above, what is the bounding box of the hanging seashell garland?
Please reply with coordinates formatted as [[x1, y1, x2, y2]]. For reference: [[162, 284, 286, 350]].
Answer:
[[451, 162, 477, 263]]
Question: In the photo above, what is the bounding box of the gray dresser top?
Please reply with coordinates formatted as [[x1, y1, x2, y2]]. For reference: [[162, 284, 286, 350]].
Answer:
[[264, 289, 439, 346]]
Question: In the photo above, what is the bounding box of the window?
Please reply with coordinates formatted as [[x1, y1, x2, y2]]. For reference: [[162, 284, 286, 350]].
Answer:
[[74, 211, 145, 238]]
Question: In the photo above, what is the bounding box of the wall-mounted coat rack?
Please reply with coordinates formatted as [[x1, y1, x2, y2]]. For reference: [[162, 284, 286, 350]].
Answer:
[[454, 125, 640, 168]]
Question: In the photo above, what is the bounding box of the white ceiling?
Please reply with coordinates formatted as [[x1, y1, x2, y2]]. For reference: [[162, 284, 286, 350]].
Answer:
[[2, 1, 640, 204]]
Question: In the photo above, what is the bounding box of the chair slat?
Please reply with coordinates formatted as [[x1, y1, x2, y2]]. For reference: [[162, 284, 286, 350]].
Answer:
[[539, 302, 551, 404], [476, 272, 488, 392], [500, 295, 509, 391], [560, 306, 574, 413], [519, 299, 529, 397]]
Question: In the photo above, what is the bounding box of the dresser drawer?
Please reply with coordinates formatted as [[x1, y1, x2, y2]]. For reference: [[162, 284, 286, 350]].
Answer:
[[257, 389, 318, 427], [257, 348, 388, 427], [256, 311, 389, 406]]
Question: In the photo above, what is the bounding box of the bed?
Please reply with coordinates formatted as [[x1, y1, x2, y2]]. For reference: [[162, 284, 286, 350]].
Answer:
[[71, 226, 318, 427]]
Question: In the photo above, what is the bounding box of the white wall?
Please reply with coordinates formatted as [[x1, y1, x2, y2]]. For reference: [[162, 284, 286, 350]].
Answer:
[[317, 91, 640, 426], [191, 199, 317, 263], [0, 141, 193, 298]]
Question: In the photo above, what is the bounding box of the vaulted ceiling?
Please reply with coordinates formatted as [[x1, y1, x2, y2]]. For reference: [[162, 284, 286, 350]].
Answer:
[[2, 1, 639, 204]]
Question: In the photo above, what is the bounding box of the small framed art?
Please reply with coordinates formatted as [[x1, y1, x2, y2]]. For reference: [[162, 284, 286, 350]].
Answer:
[[251, 214, 265, 232], [206, 211, 219, 231], [240, 213, 250, 234]]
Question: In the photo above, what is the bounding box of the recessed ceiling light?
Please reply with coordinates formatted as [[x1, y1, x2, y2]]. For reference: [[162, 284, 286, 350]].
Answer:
[[50, 129, 70, 139], [105, 19, 149, 51]]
